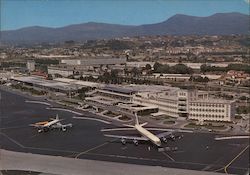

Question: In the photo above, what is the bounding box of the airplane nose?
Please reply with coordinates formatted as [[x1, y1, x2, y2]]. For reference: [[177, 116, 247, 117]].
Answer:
[[157, 141, 162, 147]]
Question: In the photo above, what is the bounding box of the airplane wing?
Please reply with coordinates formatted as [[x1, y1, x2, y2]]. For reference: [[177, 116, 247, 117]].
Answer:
[[156, 131, 174, 138], [51, 122, 73, 128], [101, 128, 136, 132], [146, 128, 193, 133], [29, 124, 45, 129], [155, 129, 193, 139], [104, 134, 148, 141], [102, 128, 193, 132]]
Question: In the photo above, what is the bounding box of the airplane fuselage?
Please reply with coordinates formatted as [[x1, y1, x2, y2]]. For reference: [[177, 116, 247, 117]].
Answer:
[[135, 124, 162, 147], [44, 119, 59, 127]]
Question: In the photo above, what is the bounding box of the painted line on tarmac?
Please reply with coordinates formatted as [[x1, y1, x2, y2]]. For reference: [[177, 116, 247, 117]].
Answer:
[[47, 107, 82, 116], [73, 116, 111, 124], [25, 100, 51, 106], [215, 136, 250, 140], [0, 131, 78, 154], [224, 145, 249, 174], [162, 152, 175, 162], [75, 141, 111, 159], [0, 132, 25, 148]]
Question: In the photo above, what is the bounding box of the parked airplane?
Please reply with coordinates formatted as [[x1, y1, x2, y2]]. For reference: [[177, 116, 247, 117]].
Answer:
[[30, 114, 73, 133], [102, 113, 191, 147]]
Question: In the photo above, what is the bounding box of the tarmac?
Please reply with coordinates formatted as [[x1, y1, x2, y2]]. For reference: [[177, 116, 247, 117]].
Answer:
[[0, 88, 249, 175], [0, 149, 226, 175]]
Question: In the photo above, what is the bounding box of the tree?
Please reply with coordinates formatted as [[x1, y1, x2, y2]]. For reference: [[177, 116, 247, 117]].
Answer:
[[153, 62, 162, 72], [111, 69, 119, 84], [171, 64, 193, 74], [131, 67, 141, 77], [145, 64, 152, 70]]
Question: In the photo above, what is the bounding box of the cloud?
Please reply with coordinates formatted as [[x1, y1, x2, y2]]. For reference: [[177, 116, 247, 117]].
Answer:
[[244, 0, 250, 4]]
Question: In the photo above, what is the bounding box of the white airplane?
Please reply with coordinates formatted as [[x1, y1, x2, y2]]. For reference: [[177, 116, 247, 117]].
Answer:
[[30, 114, 73, 133], [102, 113, 191, 147]]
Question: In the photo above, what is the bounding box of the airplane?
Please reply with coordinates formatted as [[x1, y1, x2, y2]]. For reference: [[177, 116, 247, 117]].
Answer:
[[30, 114, 73, 133], [101, 113, 192, 147]]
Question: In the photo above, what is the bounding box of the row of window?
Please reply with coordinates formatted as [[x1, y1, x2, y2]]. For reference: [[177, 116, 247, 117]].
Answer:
[[179, 92, 187, 96], [190, 108, 225, 112], [189, 114, 226, 118], [190, 103, 225, 108]]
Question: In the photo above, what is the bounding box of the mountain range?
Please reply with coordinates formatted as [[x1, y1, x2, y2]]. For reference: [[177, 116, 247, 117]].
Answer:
[[1, 12, 249, 44]]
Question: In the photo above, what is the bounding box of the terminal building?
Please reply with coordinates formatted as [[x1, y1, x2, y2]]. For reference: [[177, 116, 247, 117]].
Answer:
[[85, 85, 160, 116], [10, 75, 236, 122], [86, 84, 235, 122]]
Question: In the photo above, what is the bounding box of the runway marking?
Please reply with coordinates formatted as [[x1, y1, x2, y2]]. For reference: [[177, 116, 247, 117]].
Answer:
[[0, 132, 25, 148], [224, 145, 249, 174], [0, 131, 78, 154], [47, 107, 82, 116], [25, 100, 51, 106], [73, 116, 111, 124], [162, 152, 175, 162], [75, 141, 111, 159], [204, 156, 225, 171], [215, 136, 250, 140]]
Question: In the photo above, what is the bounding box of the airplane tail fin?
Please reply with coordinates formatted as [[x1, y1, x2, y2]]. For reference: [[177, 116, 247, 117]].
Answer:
[[50, 114, 60, 121], [56, 114, 59, 120], [135, 113, 139, 125]]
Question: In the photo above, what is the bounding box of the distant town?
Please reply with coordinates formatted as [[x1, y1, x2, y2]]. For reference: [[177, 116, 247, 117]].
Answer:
[[0, 34, 249, 134]]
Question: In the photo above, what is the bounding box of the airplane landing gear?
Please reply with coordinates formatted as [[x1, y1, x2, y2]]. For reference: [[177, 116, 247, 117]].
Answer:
[[133, 139, 139, 146]]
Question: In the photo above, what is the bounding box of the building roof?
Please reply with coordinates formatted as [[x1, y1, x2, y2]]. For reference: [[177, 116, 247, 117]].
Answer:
[[191, 98, 234, 104], [54, 78, 103, 88], [11, 76, 82, 91], [103, 85, 136, 94]]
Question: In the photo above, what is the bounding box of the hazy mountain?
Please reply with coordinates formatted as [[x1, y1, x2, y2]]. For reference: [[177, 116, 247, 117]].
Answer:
[[1, 12, 249, 44]]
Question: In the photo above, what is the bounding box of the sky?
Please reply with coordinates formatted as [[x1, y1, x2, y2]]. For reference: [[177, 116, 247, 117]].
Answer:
[[1, 0, 249, 31]]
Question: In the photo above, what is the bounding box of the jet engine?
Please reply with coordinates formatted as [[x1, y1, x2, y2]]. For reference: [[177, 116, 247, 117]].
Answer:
[[121, 138, 126, 145], [133, 139, 139, 146]]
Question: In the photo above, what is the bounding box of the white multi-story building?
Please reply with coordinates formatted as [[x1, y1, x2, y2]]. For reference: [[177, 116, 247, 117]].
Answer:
[[133, 88, 180, 118], [189, 99, 235, 122], [61, 57, 126, 66], [26, 60, 35, 72], [133, 87, 235, 121], [84, 84, 235, 122], [48, 66, 74, 77]]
